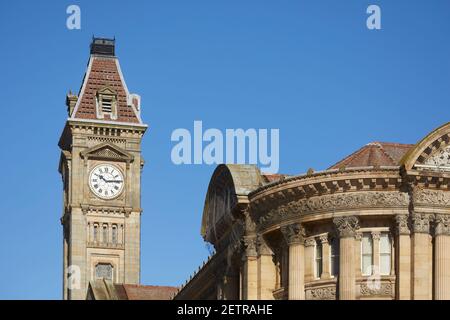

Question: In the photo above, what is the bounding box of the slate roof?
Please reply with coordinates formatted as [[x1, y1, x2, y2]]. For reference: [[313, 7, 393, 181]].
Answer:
[[70, 39, 142, 124]]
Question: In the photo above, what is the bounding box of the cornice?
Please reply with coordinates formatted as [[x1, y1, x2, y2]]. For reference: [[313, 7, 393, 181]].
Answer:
[[250, 167, 401, 200]]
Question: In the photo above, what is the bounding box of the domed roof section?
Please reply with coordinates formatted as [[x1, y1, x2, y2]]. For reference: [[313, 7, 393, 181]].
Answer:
[[200, 164, 263, 244], [329, 142, 413, 169]]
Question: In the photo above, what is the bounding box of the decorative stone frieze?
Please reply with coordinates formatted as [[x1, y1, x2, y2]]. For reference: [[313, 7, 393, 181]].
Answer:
[[306, 286, 336, 300], [434, 214, 450, 236], [281, 223, 305, 245], [394, 215, 410, 235], [411, 213, 432, 234], [333, 216, 360, 238], [360, 283, 393, 296], [259, 191, 409, 229], [413, 188, 450, 206]]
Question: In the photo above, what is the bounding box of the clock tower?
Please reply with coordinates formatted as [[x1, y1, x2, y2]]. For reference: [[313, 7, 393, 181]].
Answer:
[[58, 38, 147, 300]]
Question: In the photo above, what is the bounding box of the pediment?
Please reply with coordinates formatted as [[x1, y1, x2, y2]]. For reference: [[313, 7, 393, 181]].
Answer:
[[401, 122, 450, 172], [80, 143, 134, 162], [97, 86, 117, 96]]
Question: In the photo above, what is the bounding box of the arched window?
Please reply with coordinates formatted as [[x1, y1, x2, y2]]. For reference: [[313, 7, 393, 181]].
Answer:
[[93, 224, 98, 242], [112, 225, 118, 245], [102, 224, 108, 244]]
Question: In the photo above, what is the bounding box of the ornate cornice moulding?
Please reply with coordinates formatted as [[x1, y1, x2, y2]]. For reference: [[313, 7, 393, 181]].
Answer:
[[257, 191, 409, 230]]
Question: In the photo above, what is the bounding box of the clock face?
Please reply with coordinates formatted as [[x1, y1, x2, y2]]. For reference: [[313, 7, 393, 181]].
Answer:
[[89, 164, 124, 199]]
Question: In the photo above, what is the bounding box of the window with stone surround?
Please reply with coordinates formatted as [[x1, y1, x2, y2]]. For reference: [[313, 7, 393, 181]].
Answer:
[[112, 225, 118, 245], [330, 237, 339, 277], [379, 233, 391, 275], [361, 233, 373, 276], [95, 263, 113, 281], [96, 87, 118, 119], [315, 239, 323, 279], [102, 224, 108, 244], [93, 224, 98, 242]]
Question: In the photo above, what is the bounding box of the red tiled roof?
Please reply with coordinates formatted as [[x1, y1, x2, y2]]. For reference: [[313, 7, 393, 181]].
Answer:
[[329, 142, 414, 169], [262, 174, 289, 183], [72, 55, 141, 123], [88, 280, 178, 300], [122, 284, 178, 300]]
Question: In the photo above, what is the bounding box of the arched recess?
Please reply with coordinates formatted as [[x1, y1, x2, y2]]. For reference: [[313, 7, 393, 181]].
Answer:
[[200, 164, 263, 246], [401, 122, 450, 172]]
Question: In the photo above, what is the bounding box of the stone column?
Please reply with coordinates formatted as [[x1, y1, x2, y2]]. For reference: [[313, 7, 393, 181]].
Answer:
[[304, 238, 315, 282], [411, 213, 432, 300], [241, 236, 258, 300], [256, 235, 276, 300], [333, 216, 359, 300], [281, 223, 306, 300], [320, 234, 331, 279], [434, 214, 450, 300], [394, 215, 411, 300]]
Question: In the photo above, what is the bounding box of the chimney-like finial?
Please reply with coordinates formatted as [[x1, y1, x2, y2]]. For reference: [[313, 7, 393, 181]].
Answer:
[[90, 37, 115, 56]]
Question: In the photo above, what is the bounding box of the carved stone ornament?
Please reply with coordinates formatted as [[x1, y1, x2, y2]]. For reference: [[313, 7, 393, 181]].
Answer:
[[435, 214, 450, 236], [360, 283, 393, 296], [260, 191, 409, 228], [371, 231, 381, 241], [306, 286, 336, 300], [411, 213, 432, 234], [281, 223, 305, 245], [241, 236, 257, 258], [394, 215, 410, 235], [304, 238, 316, 247], [256, 234, 273, 256], [319, 234, 328, 244], [333, 216, 360, 238], [423, 145, 450, 168], [413, 189, 450, 207]]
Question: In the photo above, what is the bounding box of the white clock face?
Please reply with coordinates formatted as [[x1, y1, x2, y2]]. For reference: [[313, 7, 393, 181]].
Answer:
[[89, 164, 124, 199]]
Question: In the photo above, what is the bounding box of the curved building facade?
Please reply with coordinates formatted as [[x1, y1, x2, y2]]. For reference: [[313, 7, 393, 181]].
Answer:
[[174, 122, 450, 300]]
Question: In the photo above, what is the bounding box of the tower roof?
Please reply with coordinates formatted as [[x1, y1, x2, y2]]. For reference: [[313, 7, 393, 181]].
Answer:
[[70, 38, 143, 125]]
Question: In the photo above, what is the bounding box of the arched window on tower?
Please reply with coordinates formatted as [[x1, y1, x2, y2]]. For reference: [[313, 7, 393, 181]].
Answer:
[[93, 224, 98, 242], [112, 225, 118, 245], [102, 224, 108, 244]]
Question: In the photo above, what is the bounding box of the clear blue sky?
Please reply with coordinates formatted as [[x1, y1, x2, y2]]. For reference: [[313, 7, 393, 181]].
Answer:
[[0, 0, 449, 299]]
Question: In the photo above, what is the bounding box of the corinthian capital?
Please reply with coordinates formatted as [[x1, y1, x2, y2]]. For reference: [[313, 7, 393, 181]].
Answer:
[[411, 213, 432, 234], [394, 215, 410, 235], [435, 214, 450, 236], [281, 223, 305, 245], [333, 216, 359, 238]]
